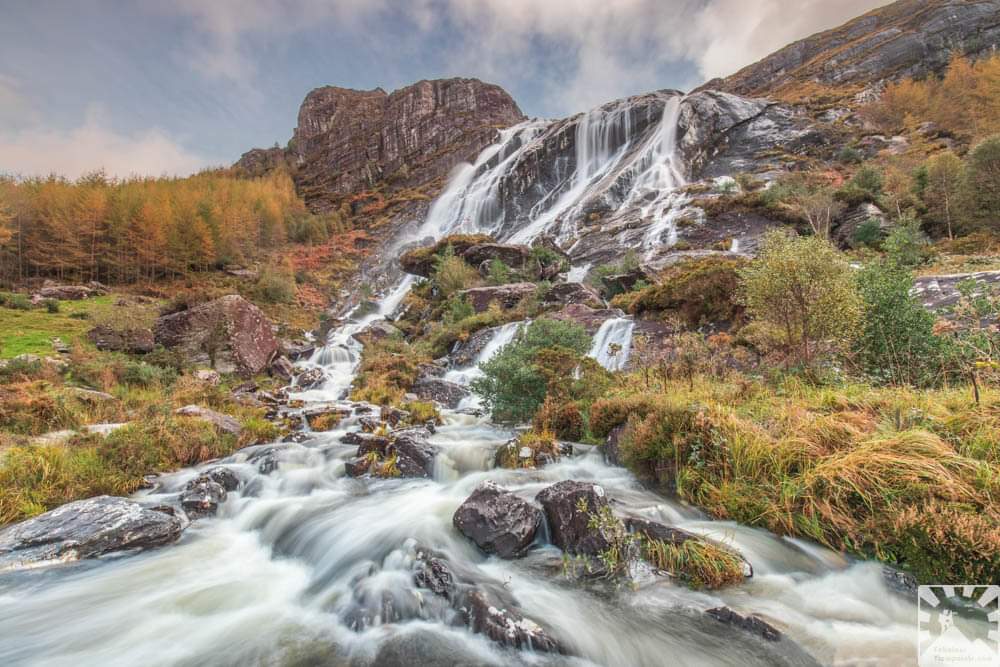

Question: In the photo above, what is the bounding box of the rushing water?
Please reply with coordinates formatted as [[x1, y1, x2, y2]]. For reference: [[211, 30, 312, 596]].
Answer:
[[0, 95, 929, 667]]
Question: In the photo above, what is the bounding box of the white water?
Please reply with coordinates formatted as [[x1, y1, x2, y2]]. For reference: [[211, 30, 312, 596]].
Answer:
[[588, 317, 635, 372], [444, 321, 524, 388], [0, 96, 932, 667]]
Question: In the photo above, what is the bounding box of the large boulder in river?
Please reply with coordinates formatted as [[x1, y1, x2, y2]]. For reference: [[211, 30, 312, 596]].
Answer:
[[535, 480, 617, 556], [459, 283, 537, 313], [411, 377, 469, 409], [345, 427, 438, 478], [0, 496, 183, 570], [154, 295, 279, 377], [453, 481, 542, 558]]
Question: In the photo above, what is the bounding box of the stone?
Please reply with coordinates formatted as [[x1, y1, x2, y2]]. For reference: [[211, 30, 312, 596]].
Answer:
[[296, 367, 327, 390], [192, 466, 241, 492], [535, 480, 618, 556], [458, 283, 537, 313], [462, 243, 530, 270], [194, 369, 221, 385], [66, 387, 116, 403], [269, 355, 295, 382], [463, 590, 563, 654], [453, 481, 543, 558], [243, 79, 525, 214], [411, 377, 469, 409], [350, 321, 402, 345], [86, 325, 155, 354], [345, 428, 438, 479], [179, 480, 227, 518], [601, 266, 656, 295], [174, 405, 242, 436], [603, 424, 626, 466], [542, 282, 605, 309], [154, 295, 279, 377], [550, 304, 627, 335], [705, 606, 781, 642], [36, 285, 97, 300], [0, 496, 183, 571]]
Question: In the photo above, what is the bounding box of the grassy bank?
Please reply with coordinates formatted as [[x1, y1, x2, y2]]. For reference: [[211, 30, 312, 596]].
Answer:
[[590, 373, 999, 584]]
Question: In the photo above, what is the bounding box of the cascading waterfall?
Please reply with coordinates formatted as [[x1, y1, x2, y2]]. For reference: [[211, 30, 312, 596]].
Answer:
[[0, 95, 933, 667], [588, 317, 635, 372], [443, 321, 523, 388]]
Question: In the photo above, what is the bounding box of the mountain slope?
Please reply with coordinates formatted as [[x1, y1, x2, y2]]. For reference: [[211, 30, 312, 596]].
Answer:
[[704, 0, 1000, 102]]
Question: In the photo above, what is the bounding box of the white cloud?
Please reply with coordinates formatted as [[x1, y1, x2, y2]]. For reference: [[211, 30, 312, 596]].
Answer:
[[0, 108, 212, 180], [162, 0, 890, 113]]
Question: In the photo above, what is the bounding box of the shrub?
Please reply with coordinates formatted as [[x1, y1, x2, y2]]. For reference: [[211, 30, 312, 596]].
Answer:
[[851, 218, 885, 249], [534, 397, 584, 441], [891, 501, 1000, 584], [836, 147, 864, 165], [486, 259, 512, 285], [471, 318, 591, 423], [961, 135, 1000, 230], [256, 265, 296, 304], [44, 299, 60, 313], [589, 394, 661, 438], [855, 261, 946, 386], [620, 256, 747, 328], [882, 214, 930, 267], [351, 338, 428, 407], [1, 292, 31, 310], [433, 247, 480, 297], [739, 231, 862, 367]]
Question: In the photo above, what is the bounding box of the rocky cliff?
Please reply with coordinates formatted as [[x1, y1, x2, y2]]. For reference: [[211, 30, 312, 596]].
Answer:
[[705, 0, 1000, 102], [236, 78, 525, 213]]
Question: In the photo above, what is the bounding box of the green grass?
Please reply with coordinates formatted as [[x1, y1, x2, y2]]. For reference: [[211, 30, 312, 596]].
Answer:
[[0, 296, 115, 358]]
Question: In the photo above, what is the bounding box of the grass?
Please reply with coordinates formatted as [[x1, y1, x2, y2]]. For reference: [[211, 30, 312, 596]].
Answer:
[[0, 296, 116, 358], [593, 372, 1000, 584], [642, 537, 746, 590]]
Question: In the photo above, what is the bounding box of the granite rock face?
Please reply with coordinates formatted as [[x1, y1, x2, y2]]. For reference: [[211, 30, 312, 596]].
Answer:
[[707, 0, 1000, 98], [238, 79, 525, 214]]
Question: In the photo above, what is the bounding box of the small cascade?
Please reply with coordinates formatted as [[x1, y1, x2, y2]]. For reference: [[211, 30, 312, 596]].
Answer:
[[588, 317, 635, 371], [730, 238, 741, 253], [444, 321, 523, 387], [565, 263, 591, 283]]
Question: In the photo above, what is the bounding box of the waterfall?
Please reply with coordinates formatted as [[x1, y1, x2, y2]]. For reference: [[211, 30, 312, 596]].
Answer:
[[444, 321, 523, 387], [588, 318, 635, 371]]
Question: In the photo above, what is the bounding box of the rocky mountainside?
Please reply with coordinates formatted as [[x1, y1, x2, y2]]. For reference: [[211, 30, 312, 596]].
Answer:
[[236, 78, 525, 213], [704, 0, 1000, 102]]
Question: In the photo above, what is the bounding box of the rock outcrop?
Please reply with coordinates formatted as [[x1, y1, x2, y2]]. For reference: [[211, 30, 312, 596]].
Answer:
[[453, 481, 542, 558], [707, 0, 1000, 100], [0, 497, 183, 571], [87, 325, 155, 355], [154, 295, 279, 377], [238, 79, 525, 214], [459, 283, 537, 313]]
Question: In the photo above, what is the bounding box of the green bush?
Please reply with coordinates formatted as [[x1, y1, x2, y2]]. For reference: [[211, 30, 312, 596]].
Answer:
[[1, 292, 31, 310], [855, 261, 947, 386], [851, 218, 885, 249], [487, 259, 512, 285], [471, 318, 591, 423], [883, 214, 930, 267], [433, 246, 480, 297], [44, 299, 60, 313]]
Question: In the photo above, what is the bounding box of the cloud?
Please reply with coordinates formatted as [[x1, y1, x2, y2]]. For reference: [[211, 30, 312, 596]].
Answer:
[[0, 107, 212, 180]]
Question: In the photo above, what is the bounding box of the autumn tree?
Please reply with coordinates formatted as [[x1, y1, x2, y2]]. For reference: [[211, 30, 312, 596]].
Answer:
[[961, 135, 1000, 231], [739, 231, 862, 367], [923, 151, 965, 239], [793, 188, 844, 239]]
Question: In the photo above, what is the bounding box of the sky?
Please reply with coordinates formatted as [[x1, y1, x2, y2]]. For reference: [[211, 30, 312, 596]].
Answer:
[[0, 0, 889, 179]]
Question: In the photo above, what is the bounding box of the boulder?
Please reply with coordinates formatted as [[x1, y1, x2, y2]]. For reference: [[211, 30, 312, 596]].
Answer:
[[543, 282, 605, 309], [194, 369, 221, 385], [153, 295, 279, 377], [174, 405, 242, 436], [603, 424, 626, 466], [351, 321, 402, 345], [411, 377, 469, 409], [192, 466, 241, 492], [179, 479, 228, 518], [706, 606, 781, 642], [550, 304, 626, 335], [283, 340, 316, 361], [459, 283, 537, 313], [449, 325, 509, 367], [464, 589, 563, 653], [453, 481, 543, 558], [86, 325, 155, 354], [268, 355, 295, 382], [601, 266, 656, 295], [0, 496, 183, 570], [345, 427, 438, 478], [296, 367, 327, 390], [535, 480, 617, 556], [462, 243, 530, 270], [36, 285, 98, 300], [66, 387, 115, 403]]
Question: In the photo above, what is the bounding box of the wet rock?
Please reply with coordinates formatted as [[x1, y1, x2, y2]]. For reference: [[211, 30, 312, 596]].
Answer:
[[535, 480, 617, 556], [413, 554, 457, 598], [351, 321, 402, 345], [603, 424, 626, 466], [303, 406, 349, 431], [193, 466, 241, 492], [154, 295, 279, 377], [549, 304, 626, 335], [706, 606, 781, 642], [542, 282, 605, 309], [449, 325, 513, 367], [283, 341, 316, 361], [881, 566, 918, 599], [463, 590, 563, 654], [382, 406, 409, 427], [180, 480, 228, 518], [600, 266, 656, 295], [459, 283, 537, 313], [462, 243, 530, 270], [0, 496, 183, 570], [86, 325, 155, 354], [412, 377, 469, 409], [345, 428, 438, 479], [453, 481, 543, 558], [175, 405, 242, 436], [391, 428, 438, 476], [268, 355, 295, 382], [247, 446, 284, 474], [296, 367, 327, 390]]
